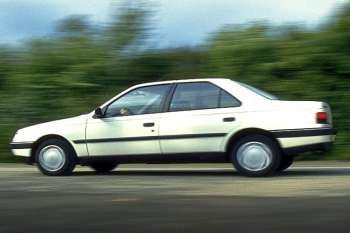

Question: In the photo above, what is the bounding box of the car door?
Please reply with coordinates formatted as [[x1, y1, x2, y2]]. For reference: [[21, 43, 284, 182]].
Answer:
[[159, 82, 241, 154], [86, 84, 171, 156]]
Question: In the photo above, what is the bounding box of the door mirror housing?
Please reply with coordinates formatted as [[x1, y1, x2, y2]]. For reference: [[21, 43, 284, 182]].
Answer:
[[94, 107, 104, 118]]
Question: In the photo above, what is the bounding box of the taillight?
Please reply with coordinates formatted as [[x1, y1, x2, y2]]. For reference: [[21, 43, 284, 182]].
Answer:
[[316, 112, 328, 124]]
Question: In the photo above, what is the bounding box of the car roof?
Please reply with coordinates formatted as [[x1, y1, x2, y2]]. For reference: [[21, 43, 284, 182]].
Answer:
[[135, 78, 235, 87], [98, 78, 269, 110]]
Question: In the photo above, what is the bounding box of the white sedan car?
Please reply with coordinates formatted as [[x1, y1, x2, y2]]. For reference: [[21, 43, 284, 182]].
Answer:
[[10, 79, 336, 176]]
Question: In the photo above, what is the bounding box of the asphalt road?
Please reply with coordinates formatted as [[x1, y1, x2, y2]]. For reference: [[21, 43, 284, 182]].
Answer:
[[1, 162, 350, 233]]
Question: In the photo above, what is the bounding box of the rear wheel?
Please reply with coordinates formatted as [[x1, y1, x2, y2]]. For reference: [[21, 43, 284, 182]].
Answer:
[[89, 161, 118, 173], [35, 139, 76, 176], [231, 135, 281, 177], [278, 155, 294, 172]]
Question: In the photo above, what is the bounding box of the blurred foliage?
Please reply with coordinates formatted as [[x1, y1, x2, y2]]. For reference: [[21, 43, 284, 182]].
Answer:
[[1, 3, 350, 162]]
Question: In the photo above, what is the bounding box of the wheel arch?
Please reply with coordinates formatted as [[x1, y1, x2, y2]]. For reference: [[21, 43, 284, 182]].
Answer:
[[30, 134, 78, 163], [225, 127, 282, 161]]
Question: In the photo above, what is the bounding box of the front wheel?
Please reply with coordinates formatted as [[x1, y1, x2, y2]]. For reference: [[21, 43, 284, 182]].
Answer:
[[35, 139, 76, 176], [231, 135, 281, 177]]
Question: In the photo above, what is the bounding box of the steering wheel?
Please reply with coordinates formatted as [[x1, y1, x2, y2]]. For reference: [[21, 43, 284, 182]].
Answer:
[[119, 107, 134, 116]]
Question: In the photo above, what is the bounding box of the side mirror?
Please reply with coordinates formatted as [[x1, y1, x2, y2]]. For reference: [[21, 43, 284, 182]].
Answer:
[[94, 107, 104, 118]]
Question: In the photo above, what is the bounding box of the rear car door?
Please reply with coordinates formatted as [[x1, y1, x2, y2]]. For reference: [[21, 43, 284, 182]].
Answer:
[[159, 82, 241, 154]]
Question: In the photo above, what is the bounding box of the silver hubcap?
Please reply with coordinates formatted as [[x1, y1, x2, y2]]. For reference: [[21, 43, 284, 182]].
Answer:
[[236, 141, 272, 172], [38, 145, 66, 172]]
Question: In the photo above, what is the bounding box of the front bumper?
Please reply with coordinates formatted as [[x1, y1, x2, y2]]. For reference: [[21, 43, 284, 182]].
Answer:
[[10, 142, 33, 150], [10, 142, 33, 158]]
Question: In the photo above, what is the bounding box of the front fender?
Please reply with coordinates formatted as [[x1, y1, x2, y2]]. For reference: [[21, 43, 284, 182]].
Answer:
[[11, 115, 89, 158]]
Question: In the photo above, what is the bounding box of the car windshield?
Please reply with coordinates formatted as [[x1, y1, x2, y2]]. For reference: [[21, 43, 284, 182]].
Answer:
[[239, 82, 279, 100]]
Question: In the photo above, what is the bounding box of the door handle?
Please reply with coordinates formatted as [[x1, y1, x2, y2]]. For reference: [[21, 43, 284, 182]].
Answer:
[[223, 117, 235, 122], [143, 122, 155, 127]]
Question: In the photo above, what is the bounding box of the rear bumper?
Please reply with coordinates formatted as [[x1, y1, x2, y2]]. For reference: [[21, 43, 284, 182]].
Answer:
[[271, 128, 336, 138], [283, 142, 333, 155], [272, 127, 336, 155]]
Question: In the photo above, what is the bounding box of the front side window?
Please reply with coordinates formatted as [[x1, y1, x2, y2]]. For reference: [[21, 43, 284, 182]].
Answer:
[[169, 82, 240, 112], [105, 84, 171, 117]]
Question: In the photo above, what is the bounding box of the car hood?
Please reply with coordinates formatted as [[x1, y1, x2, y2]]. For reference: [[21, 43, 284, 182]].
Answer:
[[12, 114, 89, 143], [19, 114, 88, 132]]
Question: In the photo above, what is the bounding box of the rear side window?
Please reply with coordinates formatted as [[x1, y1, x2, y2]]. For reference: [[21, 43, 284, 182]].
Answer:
[[169, 82, 240, 112]]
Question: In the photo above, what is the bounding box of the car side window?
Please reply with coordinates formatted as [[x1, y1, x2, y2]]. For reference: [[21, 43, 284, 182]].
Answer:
[[219, 89, 240, 108], [105, 84, 171, 117], [169, 82, 240, 112]]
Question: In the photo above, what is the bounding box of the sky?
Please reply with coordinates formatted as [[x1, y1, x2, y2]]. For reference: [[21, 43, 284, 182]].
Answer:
[[0, 0, 348, 47]]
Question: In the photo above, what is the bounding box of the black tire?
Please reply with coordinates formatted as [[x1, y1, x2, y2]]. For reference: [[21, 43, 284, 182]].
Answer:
[[89, 161, 118, 173], [35, 139, 76, 176], [231, 135, 281, 177], [277, 155, 294, 172]]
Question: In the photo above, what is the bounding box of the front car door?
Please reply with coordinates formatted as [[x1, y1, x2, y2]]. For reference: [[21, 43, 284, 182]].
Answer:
[[86, 84, 171, 156], [159, 81, 242, 154]]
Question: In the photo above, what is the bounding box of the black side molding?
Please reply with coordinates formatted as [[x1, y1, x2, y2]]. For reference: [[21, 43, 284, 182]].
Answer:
[[73, 133, 227, 144], [10, 142, 33, 149], [271, 128, 336, 138]]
